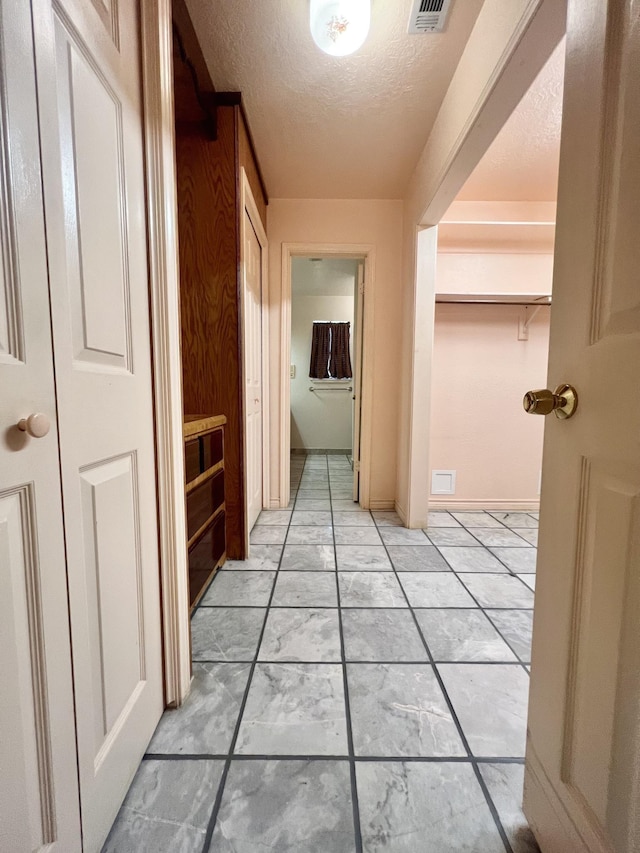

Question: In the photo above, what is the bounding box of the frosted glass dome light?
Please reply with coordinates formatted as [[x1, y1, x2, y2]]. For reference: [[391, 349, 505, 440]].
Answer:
[[310, 0, 371, 57]]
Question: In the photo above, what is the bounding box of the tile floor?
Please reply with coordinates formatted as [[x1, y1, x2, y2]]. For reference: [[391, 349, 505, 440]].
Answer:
[[104, 454, 540, 853]]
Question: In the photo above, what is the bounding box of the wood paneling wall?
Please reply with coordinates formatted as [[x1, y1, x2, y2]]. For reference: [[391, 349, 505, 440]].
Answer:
[[177, 104, 267, 558]]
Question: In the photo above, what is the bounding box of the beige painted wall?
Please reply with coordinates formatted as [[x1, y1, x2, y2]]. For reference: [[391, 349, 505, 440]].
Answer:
[[267, 199, 403, 507], [431, 303, 550, 506]]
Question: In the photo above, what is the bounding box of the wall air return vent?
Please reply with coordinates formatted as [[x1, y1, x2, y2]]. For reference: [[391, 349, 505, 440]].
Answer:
[[408, 0, 452, 34]]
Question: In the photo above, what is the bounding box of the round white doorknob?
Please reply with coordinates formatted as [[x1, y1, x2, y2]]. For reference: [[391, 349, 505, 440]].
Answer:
[[17, 413, 51, 438]]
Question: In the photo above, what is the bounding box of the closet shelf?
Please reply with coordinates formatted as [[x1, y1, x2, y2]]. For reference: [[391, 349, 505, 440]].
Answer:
[[435, 293, 552, 306]]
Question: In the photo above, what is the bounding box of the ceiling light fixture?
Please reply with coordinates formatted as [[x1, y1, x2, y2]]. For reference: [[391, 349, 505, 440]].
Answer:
[[310, 0, 371, 57]]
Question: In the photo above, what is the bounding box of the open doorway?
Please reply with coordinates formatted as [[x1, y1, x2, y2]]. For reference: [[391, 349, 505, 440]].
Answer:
[[289, 255, 366, 502]]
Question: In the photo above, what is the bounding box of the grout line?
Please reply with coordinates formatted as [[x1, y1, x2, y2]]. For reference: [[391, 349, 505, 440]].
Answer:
[[195, 602, 534, 611], [191, 658, 527, 666], [143, 752, 526, 764], [198, 458, 302, 852], [327, 452, 364, 853], [371, 511, 515, 853]]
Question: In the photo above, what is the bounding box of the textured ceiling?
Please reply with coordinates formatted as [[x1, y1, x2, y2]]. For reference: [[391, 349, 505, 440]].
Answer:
[[457, 40, 565, 203], [185, 0, 484, 199]]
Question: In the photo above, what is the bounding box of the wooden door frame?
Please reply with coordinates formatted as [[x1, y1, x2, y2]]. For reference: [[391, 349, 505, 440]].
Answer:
[[240, 167, 270, 551], [140, 0, 191, 707], [279, 243, 375, 508]]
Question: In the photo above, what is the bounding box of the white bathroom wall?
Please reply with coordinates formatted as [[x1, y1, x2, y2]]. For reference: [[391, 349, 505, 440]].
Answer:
[[291, 258, 357, 451]]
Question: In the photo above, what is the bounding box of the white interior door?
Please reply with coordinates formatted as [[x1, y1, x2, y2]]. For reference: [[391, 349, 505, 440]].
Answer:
[[0, 3, 81, 850], [352, 262, 365, 501], [243, 208, 264, 534], [524, 2, 640, 851], [32, 1, 164, 849]]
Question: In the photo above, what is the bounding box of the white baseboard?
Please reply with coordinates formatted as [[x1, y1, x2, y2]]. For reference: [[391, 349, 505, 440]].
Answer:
[[429, 498, 540, 511]]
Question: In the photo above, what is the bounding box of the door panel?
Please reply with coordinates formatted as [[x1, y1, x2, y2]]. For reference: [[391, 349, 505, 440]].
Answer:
[[0, 2, 81, 850], [243, 209, 263, 533], [525, 2, 640, 851], [33, 0, 163, 848]]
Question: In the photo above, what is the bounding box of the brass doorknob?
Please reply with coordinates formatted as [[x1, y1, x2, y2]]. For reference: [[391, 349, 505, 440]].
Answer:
[[523, 384, 578, 419]]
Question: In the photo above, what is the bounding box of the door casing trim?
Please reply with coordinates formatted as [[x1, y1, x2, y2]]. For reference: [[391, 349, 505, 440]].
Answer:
[[279, 243, 375, 508], [140, 0, 191, 707], [240, 167, 270, 550]]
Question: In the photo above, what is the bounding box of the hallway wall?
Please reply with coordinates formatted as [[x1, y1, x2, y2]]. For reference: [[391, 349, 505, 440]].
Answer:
[[291, 293, 354, 451], [267, 199, 403, 508], [430, 303, 550, 506]]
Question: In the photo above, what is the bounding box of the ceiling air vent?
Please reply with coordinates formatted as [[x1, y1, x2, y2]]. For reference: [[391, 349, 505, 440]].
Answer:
[[408, 0, 452, 34]]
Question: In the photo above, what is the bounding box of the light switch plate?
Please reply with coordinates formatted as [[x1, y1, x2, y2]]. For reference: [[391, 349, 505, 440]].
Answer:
[[290, 364, 296, 378]]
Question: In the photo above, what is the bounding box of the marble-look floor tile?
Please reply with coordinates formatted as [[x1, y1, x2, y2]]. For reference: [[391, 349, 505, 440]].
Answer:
[[331, 500, 369, 512], [336, 545, 392, 571], [467, 528, 532, 548], [426, 528, 482, 547], [295, 498, 332, 511], [255, 510, 292, 526], [489, 511, 538, 529], [334, 527, 382, 546], [414, 609, 517, 662], [297, 489, 330, 500], [148, 663, 251, 754], [208, 760, 356, 853], [438, 547, 508, 573], [426, 511, 461, 528], [250, 526, 287, 545], [259, 608, 341, 662], [221, 545, 282, 571], [200, 571, 275, 607], [235, 663, 348, 755], [485, 609, 534, 662], [452, 511, 506, 529], [341, 609, 428, 662], [348, 664, 465, 757], [281, 544, 335, 571], [398, 572, 476, 608], [379, 527, 430, 546], [518, 574, 536, 591], [356, 761, 506, 853], [512, 528, 539, 546], [479, 763, 541, 853], [286, 525, 334, 544], [371, 511, 404, 527], [332, 510, 375, 527], [291, 510, 333, 526], [104, 759, 224, 853], [298, 479, 330, 490], [459, 574, 535, 609], [331, 489, 354, 500], [490, 547, 538, 573], [191, 607, 265, 661], [438, 663, 530, 757], [338, 572, 406, 608], [271, 572, 338, 607], [387, 545, 450, 572]]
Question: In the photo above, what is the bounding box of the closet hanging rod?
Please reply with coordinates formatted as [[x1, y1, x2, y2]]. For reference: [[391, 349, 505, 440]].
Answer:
[[309, 385, 353, 393]]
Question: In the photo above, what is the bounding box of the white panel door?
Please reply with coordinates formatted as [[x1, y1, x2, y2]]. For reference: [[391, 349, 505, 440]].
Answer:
[[0, 2, 81, 851], [243, 209, 264, 534], [525, 2, 640, 851], [32, 0, 164, 849]]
